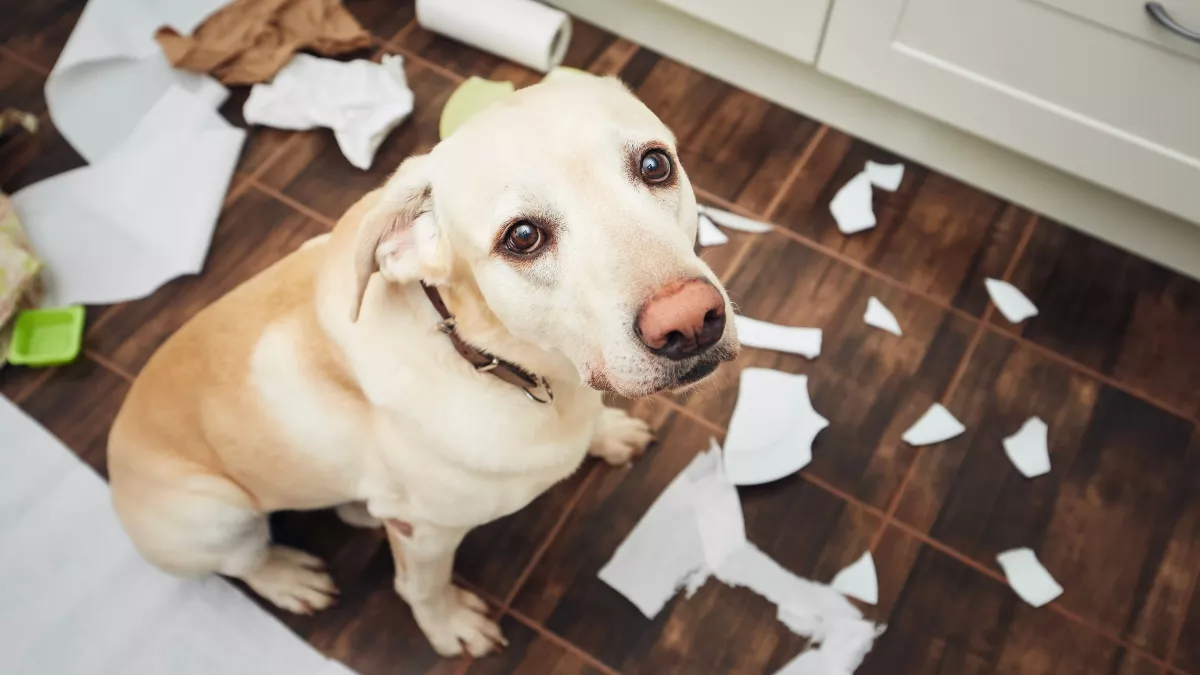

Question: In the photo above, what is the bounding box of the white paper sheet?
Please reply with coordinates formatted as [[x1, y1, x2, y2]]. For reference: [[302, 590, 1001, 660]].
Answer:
[[735, 315, 822, 359], [830, 552, 878, 605], [0, 397, 355, 675], [830, 171, 876, 235], [697, 212, 730, 247], [996, 548, 1063, 608], [864, 161, 904, 192], [700, 205, 774, 233], [1003, 417, 1051, 478], [689, 440, 747, 569], [862, 297, 902, 337], [901, 403, 966, 447], [245, 54, 415, 170], [774, 616, 883, 675], [12, 0, 244, 306], [723, 369, 829, 486], [597, 451, 710, 618], [985, 278, 1039, 323]]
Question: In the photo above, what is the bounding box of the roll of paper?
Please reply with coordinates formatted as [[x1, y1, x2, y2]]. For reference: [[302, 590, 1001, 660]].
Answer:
[[416, 0, 572, 73]]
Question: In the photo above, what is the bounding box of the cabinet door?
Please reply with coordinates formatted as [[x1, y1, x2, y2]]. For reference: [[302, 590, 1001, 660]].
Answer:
[[817, 0, 1200, 224], [656, 0, 833, 64]]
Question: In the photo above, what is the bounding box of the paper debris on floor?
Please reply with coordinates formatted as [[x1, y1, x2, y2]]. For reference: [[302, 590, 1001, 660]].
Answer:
[[830, 552, 878, 605], [830, 171, 876, 235], [734, 315, 822, 359], [599, 436, 885, 671], [723, 369, 829, 486], [863, 297, 902, 336], [697, 212, 730, 247], [996, 548, 1062, 608], [1003, 416, 1051, 478], [985, 278, 1039, 323], [0, 397, 356, 675], [12, 0, 245, 306], [700, 205, 774, 233], [864, 161, 904, 192], [244, 54, 415, 170], [156, 0, 373, 85], [901, 403, 965, 446]]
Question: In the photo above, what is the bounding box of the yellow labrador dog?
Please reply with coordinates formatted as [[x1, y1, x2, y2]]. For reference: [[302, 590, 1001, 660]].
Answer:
[[108, 75, 739, 657]]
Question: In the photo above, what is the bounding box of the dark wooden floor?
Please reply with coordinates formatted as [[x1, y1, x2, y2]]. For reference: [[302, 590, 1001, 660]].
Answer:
[[4, 2, 1200, 674]]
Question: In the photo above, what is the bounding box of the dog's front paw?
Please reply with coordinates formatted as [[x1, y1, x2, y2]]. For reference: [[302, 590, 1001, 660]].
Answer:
[[589, 407, 654, 466], [414, 587, 507, 657]]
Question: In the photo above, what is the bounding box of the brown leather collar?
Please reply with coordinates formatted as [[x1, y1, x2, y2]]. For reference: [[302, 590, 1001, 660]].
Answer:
[[421, 282, 554, 404]]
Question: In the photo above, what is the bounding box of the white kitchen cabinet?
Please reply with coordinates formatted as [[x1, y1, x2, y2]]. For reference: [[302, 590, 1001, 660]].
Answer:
[[817, 0, 1200, 224], [655, 0, 833, 64]]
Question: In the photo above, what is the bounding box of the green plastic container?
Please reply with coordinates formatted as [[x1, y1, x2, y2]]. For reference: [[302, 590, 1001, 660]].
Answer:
[[7, 305, 85, 367]]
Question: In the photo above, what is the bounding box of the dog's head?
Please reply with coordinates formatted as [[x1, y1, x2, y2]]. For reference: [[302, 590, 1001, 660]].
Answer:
[[351, 75, 739, 397]]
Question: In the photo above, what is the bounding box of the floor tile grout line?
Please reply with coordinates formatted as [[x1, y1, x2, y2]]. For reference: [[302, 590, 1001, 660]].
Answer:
[[1161, 554, 1200, 672], [248, 180, 338, 227], [83, 348, 136, 383], [503, 607, 624, 675], [381, 40, 467, 84], [500, 464, 602, 610], [868, 309, 992, 553], [387, 18, 418, 46], [0, 45, 51, 77], [592, 40, 641, 77], [762, 125, 830, 221], [885, 520, 1184, 672], [692, 185, 1199, 425], [8, 367, 57, 405], [1001, 213, 1039, 282]]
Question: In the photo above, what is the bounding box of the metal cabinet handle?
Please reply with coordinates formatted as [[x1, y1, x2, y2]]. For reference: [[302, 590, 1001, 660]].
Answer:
[[1146, 2, 1200, 43]]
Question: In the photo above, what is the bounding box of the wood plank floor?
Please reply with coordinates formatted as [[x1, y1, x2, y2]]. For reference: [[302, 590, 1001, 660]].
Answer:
[[4, 1, 1200, 673]]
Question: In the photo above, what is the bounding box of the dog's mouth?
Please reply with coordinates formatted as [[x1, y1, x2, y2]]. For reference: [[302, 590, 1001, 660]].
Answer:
[[668, 359, 721, 391]]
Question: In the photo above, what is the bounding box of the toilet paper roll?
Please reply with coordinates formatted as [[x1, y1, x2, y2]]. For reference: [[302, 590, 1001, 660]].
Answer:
[[416, 0, 572, 73]]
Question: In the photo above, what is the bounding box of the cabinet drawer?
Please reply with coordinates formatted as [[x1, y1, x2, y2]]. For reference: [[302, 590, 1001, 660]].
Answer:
[[818, 0, 1200, 224], [655, 0, 833, 64]]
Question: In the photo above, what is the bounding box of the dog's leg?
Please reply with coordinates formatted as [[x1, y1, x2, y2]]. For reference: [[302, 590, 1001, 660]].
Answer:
[[385, 522, 506, 657], [588, 407, 654, 466]]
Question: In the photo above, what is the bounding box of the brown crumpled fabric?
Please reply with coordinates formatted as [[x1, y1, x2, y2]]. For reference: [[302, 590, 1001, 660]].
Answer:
[[156, 0, 374, 86]]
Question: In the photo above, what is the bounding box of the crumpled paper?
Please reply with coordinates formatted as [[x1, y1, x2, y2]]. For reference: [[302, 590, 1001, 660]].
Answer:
[[244, 54, 415, 169], [156, 0, 372, 85]]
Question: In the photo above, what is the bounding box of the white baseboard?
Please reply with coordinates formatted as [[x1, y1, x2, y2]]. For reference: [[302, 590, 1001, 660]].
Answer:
[[549, 0, 1200, 281]]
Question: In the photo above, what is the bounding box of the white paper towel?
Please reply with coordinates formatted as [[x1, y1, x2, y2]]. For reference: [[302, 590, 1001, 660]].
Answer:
[[416, 0, 571, 72], [11, 0, 245, 306], [0, 396, 356, 675]]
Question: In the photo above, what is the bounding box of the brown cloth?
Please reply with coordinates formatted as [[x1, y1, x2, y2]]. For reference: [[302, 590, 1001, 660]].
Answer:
[[156, 0, 373, 85]]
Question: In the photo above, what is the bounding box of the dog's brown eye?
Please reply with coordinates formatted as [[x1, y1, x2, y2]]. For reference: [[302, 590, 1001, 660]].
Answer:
[[640, 149, 672, 184], [504, 221, 544, 254]]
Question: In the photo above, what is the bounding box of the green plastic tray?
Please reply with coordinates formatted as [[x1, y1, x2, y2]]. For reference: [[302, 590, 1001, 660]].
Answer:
[[7, 305, 86, 367]]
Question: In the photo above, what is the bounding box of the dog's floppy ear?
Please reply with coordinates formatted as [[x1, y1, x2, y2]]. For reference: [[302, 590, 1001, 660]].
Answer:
[[351, 154, 451, 322]]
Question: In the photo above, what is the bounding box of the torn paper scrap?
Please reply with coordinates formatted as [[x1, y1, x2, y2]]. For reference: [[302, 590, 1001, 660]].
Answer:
[[830, 171, 876, 235], [864, 161, 904, 192], [1003, 417, 1051, 478], [830, 552, 878, 605], [723, 369, 829, 486], [863, 297, 902, 337], [774, 615, 884, 675], [0, 397, 356, 675], [697, 212, 730, 247], [688, 439, 747, 569], [996, 548, 1062, 608], [17, 0, 244, 306], [244, 54, 414, 170], [985, 278, 1039, 323], [700, 205, 773, 233], [901, 403, 965, 446], [156, 0, 373, 85], [734, 315, 822, 359], [597, 451, 710, 618]]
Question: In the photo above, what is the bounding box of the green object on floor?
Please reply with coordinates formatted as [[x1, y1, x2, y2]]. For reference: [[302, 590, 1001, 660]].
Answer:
[[439, 76, 516, 140], [7, 305, 86, 367]]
